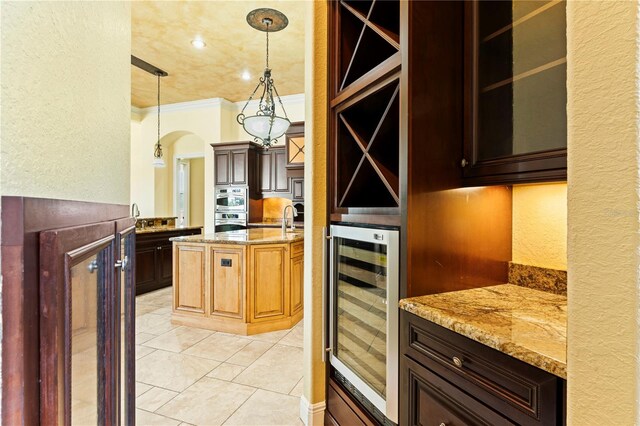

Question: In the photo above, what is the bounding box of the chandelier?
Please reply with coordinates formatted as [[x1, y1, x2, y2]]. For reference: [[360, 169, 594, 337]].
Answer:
[[237, 8, 291, 148]]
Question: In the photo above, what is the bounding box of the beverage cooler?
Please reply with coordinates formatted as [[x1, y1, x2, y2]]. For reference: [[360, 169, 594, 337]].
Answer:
[[328, 225, 399, 424]]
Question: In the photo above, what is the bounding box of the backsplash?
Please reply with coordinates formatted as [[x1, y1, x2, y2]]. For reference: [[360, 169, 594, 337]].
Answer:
[[135, 216, 177, 229], [508, 262, 567, 296]]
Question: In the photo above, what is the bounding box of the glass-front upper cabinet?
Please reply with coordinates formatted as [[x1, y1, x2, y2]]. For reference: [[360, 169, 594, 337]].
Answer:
[[463, 0, 567, 185]]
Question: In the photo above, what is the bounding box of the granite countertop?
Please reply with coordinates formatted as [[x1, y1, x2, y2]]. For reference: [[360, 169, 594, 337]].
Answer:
[[136, 225, 203, 234], [248, 221, 304, 228], [399, 284, 567, 378], [170, 228, 304, 245]]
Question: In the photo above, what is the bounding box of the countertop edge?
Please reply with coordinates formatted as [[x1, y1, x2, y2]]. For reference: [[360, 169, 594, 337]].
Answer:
[[136, 226, 203, 234], [399, 297, 567, 379]]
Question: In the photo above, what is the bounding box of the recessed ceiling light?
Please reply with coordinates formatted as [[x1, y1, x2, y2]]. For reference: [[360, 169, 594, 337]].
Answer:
[[241, 70, 251, 81], [191, 38, 206, 49]]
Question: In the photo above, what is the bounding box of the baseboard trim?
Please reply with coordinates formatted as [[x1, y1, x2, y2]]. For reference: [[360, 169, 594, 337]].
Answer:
[[300, 395, 326, 426]]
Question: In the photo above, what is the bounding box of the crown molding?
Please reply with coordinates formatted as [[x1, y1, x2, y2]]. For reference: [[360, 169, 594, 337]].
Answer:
[[131, 93, 305, 117]]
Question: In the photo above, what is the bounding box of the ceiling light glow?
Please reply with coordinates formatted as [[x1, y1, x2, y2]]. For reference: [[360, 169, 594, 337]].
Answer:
[[191, 38, 206, 49], [241, 71, 251, 81]]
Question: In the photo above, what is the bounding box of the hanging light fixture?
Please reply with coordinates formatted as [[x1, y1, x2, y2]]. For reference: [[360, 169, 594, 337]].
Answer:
[[237, 8, 291, 148], [153, 71, 166, 167]]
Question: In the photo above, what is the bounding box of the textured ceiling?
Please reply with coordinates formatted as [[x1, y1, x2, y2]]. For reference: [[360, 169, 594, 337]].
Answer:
[[131, 1, 306, 108]]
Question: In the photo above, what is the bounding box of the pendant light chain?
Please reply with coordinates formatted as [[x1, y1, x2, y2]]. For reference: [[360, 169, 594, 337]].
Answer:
[[155, 73, 163, 159], [265, 22, 270, 69]]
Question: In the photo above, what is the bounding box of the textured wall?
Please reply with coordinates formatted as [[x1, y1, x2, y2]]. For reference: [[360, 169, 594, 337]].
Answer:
[[1, 2, 131, 204], [567, 1, 640, 423], [512, 183, 567, 270]]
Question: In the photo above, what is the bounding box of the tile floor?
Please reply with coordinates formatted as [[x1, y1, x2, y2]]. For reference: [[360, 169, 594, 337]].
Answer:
[[135, 287, 304, 426]]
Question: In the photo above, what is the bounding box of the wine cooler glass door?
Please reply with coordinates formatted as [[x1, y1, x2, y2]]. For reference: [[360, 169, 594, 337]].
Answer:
[[329, 225, 399, 423]]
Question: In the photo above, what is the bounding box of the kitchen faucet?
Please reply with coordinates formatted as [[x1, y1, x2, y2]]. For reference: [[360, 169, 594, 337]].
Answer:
[[131, 202, 140, 223], [282, 205, 298, 233]]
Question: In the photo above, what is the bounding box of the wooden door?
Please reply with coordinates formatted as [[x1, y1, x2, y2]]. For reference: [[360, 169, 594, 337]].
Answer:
[[174, 244, 206, 314], [231, 150, 248, 185], [249, 244, 289, 321], [210, 247, 245, 319], [40, 219, 135, 425], [215, 151, 231, 185]]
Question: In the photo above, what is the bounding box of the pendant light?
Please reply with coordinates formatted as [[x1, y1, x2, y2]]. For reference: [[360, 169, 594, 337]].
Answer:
[[153, 72, 166, 167], [237, 8, 291, 148]]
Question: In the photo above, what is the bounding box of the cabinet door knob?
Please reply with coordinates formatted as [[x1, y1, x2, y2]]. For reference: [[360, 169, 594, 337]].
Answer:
[[461, 158, 468, 167], [157, 246, 162, 250], [452, 356, 463, 368], [87, 260, 99, 273], [439, 423, 447, 426]]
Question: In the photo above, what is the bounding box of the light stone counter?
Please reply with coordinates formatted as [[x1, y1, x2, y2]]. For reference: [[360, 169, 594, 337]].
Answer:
[[170, 228, 303, 245], [399, 284, 567, 378]]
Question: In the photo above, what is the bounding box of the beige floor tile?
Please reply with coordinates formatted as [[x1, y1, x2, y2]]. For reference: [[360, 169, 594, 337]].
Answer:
[[136, 350, 220, 392], [183, 333, 251, 362], [136, 386, 179, 412], [136, 313, 178, 335], [278, 325, 304, 348], [136, 345, 156, 360], [233, 344, 303, 394], [136, 382, 153, 397], [143, 326, 212, 353], [223, 389, 303, 426], [137, 304, 161, 316], [156, 377, 256, 425], [207, 363, 246, 381], [225, 340, 274, 367], [149, 305, 173, 315], [245, 329, 291, 343], [136, 409, 181, 426], [136, 332, 157, 344], [289, 378, 303, 397]]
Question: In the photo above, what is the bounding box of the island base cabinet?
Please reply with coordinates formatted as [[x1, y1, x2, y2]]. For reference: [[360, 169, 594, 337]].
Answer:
[[210, 247, 245, 320], [171, 240, 303, 335], [173, 244, 206, 314], [249, 244, 288, 322]]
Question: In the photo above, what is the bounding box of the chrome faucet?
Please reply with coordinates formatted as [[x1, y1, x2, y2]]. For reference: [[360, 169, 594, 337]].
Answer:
[[131, 203, 140, 223], [282, 205, 298, 233]]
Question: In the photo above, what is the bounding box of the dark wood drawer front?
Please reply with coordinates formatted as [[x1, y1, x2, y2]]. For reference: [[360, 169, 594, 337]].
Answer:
[[404, 356, 513, 426], [402, 311, 564, 425]]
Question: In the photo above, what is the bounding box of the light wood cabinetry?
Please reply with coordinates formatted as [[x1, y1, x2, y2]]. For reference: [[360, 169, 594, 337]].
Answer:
[[249, 244, 288, 321], [172, 240, 303, 334], [173, 244, 206, 314], [210, 246, 245, 320]]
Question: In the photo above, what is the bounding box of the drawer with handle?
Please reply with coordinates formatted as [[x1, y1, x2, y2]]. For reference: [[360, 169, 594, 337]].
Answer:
[[401, 311, 565, 425]]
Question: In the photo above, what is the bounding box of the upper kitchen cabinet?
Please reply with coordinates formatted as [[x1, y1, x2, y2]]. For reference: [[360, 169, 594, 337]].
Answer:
[[329, 0, 401, 225], [212, 142, 260, 195], [462, 0, 567, 185], [285, 122, 305, 169]]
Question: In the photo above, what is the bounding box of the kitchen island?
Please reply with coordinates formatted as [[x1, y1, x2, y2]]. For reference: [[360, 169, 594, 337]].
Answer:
[[169, 228, 304, 335]]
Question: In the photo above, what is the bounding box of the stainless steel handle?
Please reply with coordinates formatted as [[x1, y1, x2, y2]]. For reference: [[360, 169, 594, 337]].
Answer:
[[452, 356, 463, 368], [373, 233, 384, 241], [115, 256, 129, 270], [87, 260, 99, 273]]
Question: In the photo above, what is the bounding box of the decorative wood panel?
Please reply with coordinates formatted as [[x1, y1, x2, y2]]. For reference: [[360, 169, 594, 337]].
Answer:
[[210, 247, 245, 319], [174, 245, 206, 314], [231, 150, 248, 185], [273, 149, 289, 192], [249, 244, 288, 321], [290, 255, 304, 315]]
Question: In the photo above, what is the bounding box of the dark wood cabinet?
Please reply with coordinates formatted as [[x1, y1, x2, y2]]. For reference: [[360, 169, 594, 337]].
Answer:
[[135, 228, 201, 295], [400, 310, 566, 426], [462, 0, 567, 185], [292, 177, 304, 201], [329, 0, 401, 225], [212, 142, 260, 191], [260, 146, 291, 196], [285, 121, 305, 169]]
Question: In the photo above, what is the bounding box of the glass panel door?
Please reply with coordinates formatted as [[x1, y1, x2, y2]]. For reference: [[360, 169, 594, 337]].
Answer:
[[70, 251, 107, 425], [334, 236, 388, 396]]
